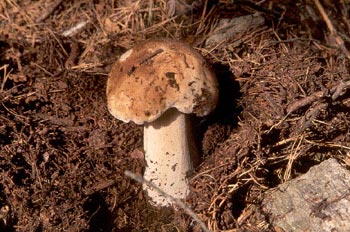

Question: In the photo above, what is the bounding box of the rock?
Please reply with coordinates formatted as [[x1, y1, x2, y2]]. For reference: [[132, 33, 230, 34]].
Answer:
[[205, 13, 265, 47], [262, 158, 350, 232]]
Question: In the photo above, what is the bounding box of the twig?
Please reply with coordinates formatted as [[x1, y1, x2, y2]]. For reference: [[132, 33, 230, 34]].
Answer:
[[296, 102, 328, 134], [331, 80, 350, 100], [287, 80, 350, 114], [313, 0, 350, 60], [0, 64, 11, 92], [124, 170, 211, 232], [62, 21, 89, 37], [85, 179, 116, 194], [35, 0, 64, 23], [287, 91, 324, 114], [270, 80, 350, 134]]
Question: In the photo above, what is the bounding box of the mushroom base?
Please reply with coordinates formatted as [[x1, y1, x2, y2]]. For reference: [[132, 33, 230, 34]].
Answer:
[[143, 108, 197, 207]]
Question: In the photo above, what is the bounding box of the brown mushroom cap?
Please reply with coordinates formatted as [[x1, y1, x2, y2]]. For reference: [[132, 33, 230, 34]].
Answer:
[[106, 39, 218, 125]]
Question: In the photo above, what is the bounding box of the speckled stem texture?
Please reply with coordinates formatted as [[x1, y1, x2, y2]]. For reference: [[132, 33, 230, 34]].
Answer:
[[143, 108, 196, 207]]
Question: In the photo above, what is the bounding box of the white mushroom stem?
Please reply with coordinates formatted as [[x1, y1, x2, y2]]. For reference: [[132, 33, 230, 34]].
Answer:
[[143, 108, 197, 207]]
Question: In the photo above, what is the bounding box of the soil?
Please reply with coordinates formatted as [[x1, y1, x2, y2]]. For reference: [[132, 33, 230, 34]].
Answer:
[[1, 0, 350, 231]]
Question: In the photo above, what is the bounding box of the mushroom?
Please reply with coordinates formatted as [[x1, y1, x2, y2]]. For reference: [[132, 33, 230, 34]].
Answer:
[[106, 39, 218, 207]]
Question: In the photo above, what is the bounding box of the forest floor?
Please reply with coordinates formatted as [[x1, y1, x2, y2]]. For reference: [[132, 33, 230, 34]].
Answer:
[[1, 0, 350, 231]]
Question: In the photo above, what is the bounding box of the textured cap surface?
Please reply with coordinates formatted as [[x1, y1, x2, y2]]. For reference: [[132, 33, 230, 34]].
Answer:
[[106, 39, 218, 125]]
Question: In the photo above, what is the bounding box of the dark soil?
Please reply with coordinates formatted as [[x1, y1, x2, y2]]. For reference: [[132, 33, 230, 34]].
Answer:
[[1, 0, 350, 231]]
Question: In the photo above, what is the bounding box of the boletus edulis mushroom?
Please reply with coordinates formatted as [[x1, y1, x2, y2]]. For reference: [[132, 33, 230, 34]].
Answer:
[[106, 39, 218, 207]]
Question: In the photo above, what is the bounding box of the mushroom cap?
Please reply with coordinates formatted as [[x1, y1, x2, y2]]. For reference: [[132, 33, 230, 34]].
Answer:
[[106, 39, 218, 125]]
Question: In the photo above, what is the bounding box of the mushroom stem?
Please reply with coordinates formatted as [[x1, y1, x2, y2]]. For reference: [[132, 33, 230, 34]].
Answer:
[[143, 108, 198, 206]]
